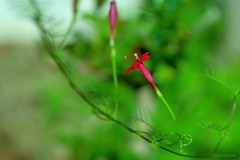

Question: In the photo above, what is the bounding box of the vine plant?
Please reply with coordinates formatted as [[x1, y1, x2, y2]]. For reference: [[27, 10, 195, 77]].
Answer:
[[13, 0, 239, 158]]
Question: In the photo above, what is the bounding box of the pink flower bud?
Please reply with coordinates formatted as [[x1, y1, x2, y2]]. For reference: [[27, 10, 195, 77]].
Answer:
[[109, 0, 117, 46]]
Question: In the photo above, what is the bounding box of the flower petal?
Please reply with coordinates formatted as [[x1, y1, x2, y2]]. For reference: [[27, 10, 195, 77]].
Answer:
[[140, 52, 151, 62], [124, 52, 151, 75], [124, 66, 133, 75], [132, 61, 141, 69]]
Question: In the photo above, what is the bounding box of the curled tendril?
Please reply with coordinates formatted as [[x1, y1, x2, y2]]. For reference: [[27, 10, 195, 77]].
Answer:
[[157, 132, 181, 147], [156, 132, 192, 148], [179, 134, 192, 148]]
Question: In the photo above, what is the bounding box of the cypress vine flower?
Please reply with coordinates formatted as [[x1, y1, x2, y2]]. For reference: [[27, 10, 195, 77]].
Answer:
[[124, 52, 176, 120], [109, 0, 117, 46], [124, 52, 157, 90]]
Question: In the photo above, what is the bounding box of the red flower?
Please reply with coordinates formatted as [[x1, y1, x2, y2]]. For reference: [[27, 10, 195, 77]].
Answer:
[[124, 52, 157, 90], [124, 52, 151, 75], [124, 52, 176, 120]]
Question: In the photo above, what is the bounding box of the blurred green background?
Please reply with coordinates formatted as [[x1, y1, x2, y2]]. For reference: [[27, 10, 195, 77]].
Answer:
[[0, 0, 240, 160]]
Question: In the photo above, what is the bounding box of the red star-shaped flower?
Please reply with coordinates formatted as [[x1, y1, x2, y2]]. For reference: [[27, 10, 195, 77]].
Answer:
[[124, 52, 151, 75], [124, 52, 157, 90], [124, 52, 176, 120]]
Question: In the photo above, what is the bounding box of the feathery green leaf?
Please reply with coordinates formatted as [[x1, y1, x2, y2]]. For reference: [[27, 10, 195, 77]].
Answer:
[[204, 69, 239, 93], [58, 53, 79, 78], [84, 83, 117, 109], [198, 119, 226, 134], [132, 107, 160, 133]]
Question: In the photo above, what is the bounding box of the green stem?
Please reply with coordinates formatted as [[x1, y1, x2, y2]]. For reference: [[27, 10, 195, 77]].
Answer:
[[155, 88, 176, 121], [111, 45, 118, 117]]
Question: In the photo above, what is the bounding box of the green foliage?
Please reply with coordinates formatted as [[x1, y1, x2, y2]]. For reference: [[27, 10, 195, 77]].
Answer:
[[198, 120, 226, 135], [84, 83, 116, 112], [204, 69, 240, 94], [151, 136, 161, 149], [132, 107, 160, 134], [58, 53, 79, 77]]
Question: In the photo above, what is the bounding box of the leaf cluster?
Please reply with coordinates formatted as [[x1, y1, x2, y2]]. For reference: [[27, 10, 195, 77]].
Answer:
[[198, 119, 226, 135], [132, 107, 161, 134], [204, 69, 240, 97]]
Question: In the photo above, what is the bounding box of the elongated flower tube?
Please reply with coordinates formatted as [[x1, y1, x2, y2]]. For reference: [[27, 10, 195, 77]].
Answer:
[[124, 52, 176, 120], [109, 0, 117, 46]]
